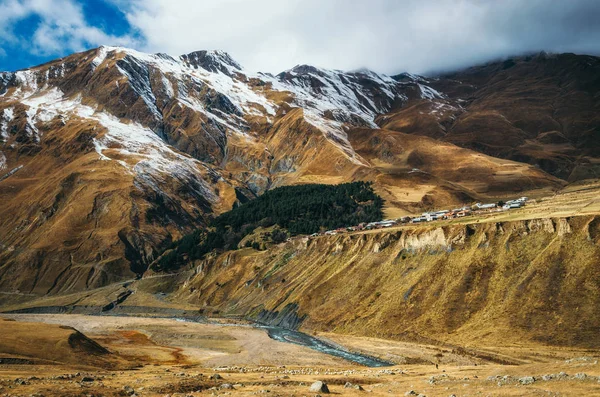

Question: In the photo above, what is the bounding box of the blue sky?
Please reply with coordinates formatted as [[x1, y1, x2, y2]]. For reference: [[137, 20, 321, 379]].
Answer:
[[0, 0, 140, 72], [1, 0, 600, 75]]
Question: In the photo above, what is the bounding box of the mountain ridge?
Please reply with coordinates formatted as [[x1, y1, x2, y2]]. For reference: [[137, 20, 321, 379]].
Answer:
[[1, 46, 596, 295]]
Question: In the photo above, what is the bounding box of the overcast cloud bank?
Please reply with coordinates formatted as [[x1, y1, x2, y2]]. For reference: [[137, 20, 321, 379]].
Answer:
[[1, 0, 600, 74]]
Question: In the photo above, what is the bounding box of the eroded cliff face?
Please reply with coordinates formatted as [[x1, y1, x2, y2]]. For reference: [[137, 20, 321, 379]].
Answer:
[[174, 216, 600, 348]]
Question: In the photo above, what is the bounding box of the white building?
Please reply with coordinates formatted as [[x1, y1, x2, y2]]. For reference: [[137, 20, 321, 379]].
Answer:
[[475, 203, 497, 210]]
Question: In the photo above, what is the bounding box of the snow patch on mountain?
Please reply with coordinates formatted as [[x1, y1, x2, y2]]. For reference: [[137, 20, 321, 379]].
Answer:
[[418, 83, 445, 100], [49, 62, 66, 79], [91, 46, 109, 71], [14, 70, 38, 93], [12, 84, 215, 190], [22, 87, 63, 108], [1, 107, 14, 140], [261, 65, 402, 164], [20, 88, 102, 142], [0, 151, 6, 170], [21, 88, 92, 126], [89, 109, 217, 202], [181, 50, 242, 76], [162, 75, 174, 98], [275, 65, 396, 121], [24, 108, 40, 142], [98, 46, 277, 127], [116, 54, 162, 119], [200, 70, 276, 117]]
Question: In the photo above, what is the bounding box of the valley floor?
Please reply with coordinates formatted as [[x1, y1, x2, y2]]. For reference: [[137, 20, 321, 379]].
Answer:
[[2, 182, 600, 396], [1, 315, 599, 396]]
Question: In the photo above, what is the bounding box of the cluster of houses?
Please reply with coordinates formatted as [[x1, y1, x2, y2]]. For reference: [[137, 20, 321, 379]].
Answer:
[[312, 219, 398, 237], [309, 197, 529, 237], [410, 207, 470, 223], [411, 197, 528, 224]]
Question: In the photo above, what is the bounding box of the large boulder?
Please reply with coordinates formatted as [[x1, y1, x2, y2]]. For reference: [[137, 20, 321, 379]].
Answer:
[[309, 381, 330, 393]]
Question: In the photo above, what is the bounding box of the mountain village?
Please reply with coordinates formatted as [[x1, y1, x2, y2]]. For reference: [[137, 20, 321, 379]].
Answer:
[[312, 196, 529, 237]]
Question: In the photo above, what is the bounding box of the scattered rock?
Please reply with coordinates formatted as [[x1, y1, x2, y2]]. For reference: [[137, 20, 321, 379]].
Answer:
[[122, 385, 135, 396], [344, 381, 364, 390], [220, 383, 235, 390], [519, 376, 535, 385], [210, 374, 222, 380], [309, 381, 330, 393], [405, 391, 417, 396]]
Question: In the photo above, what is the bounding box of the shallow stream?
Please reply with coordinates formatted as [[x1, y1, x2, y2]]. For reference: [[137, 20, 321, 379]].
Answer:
[[262, 326, 393, 367]]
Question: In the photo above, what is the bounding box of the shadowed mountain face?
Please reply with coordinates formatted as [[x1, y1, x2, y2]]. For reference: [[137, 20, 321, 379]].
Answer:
[[1, 47, 594, 294], [383, 52, 600, 181]]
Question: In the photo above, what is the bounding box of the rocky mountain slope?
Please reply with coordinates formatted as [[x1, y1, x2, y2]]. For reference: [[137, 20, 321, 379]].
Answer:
[[0, 47, 595, 294], [381, 52, 600, 181]]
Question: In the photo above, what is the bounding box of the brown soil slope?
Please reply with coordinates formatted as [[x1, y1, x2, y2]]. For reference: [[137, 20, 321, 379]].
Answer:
[[0, 318, 124, 368], [347, 127, 563, 214]]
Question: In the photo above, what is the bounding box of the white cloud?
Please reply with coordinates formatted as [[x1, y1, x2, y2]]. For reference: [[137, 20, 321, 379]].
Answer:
[[0, 0, 138, 57], [2, 0, 600, 75], [0, 0, 30, 43], [113, 0, 600, 75]]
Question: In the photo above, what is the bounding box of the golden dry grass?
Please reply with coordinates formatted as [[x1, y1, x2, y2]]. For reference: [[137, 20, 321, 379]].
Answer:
[[1, 315, 599, 396]]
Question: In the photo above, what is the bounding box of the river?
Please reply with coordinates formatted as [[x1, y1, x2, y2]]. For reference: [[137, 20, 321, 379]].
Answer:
[[262, 326, 393, 367]]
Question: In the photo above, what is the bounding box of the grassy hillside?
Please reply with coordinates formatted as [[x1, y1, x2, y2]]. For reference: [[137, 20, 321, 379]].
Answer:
[[170, 215, 600, 349], [4, 214, 600, 354]]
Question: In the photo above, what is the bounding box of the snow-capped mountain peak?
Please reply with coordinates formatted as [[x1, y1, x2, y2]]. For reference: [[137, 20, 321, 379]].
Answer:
[[0, 45, 452, 173], [180, 49, 242, 76], [0, 45, 456, 175]]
